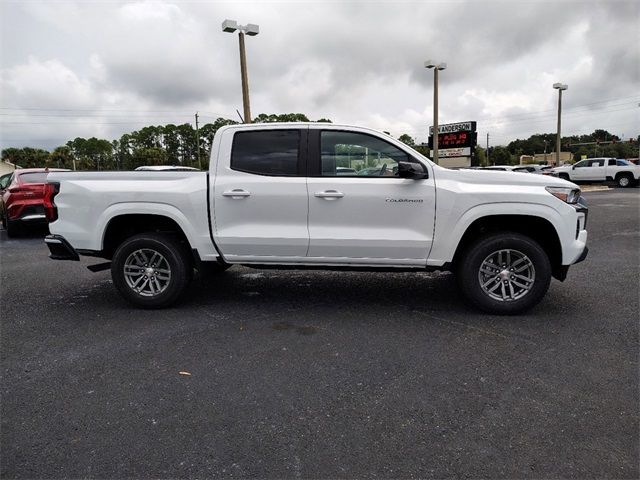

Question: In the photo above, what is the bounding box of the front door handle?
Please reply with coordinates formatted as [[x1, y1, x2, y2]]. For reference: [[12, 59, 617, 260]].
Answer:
[[314, 190, 344, 200], [222, 189, 251, 199]]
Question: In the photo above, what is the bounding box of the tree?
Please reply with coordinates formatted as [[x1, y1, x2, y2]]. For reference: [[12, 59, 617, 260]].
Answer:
[[131, 147, 167, 168], [398, 134, 415, 147], [66, 137, 114, 170], [1, 147, 50, 168], [474, 146, 487, 166], [414, 144, 430, 157], [253, 113, 310, 123], [490, 146, 513, 165], [176, 123, 197, 167], [198, 118, 238, 168], [50, 146, 75, 169]]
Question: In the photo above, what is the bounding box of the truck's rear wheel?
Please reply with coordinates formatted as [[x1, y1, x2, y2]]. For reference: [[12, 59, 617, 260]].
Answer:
[[111, 233, 191, 308], [456, 233, 551, 315]]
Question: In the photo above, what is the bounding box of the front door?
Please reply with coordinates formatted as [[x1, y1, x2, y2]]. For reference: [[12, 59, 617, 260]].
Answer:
[[570, 159, 591, 181], [585, 158, 606, 180], [306, 129, 436, 265]]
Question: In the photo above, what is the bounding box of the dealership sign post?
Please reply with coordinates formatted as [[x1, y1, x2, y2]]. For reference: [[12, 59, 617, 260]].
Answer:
[[428, 121, 478, 167]]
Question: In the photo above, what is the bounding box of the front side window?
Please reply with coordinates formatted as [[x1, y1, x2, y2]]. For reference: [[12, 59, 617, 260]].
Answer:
[[231, 130, 300, 176], [591, 159, 605, 167], [574, 160, 588, 168], [320, 131, 411, 177]]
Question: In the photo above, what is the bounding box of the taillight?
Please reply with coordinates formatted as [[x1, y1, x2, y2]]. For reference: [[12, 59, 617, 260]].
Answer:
[[8, 184, 44, 198], [44, 182, 60, 222]]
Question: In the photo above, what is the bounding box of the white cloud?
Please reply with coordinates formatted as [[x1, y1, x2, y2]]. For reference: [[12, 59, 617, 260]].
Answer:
[[1, 0, 638, 150]]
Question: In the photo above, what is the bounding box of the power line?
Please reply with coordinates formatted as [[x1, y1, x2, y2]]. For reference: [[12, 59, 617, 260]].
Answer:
[[0, 107, 199, 113], [398, 102, 638, 135]]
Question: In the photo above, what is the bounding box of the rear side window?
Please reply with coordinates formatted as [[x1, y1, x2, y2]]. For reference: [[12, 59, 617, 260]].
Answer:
[[608, 159, 616, 166], [231, 130, 300, 176], [19, 172, 48, 184]]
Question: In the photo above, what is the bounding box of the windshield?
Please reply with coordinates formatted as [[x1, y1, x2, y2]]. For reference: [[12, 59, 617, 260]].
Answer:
[[616, 159, 631, 166]]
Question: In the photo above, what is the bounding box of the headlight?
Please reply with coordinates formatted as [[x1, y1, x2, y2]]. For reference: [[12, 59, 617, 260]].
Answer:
[[545, 186, 581, 204]]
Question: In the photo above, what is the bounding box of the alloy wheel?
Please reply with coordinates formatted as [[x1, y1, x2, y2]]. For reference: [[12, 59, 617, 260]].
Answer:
[[478, 249, 536, 302], [123, 248, 172, 297]]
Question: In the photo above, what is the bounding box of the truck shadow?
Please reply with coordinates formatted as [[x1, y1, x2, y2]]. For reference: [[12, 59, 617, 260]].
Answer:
[[186, 266, 467, 314]]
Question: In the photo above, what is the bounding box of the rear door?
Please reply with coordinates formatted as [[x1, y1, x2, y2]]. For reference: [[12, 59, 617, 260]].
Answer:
[[306, 128, 436, 264], [212, 127, 309, 260]]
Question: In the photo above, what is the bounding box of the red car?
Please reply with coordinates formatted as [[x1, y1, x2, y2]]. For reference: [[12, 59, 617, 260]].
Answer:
[[1, 168, 69, 237]]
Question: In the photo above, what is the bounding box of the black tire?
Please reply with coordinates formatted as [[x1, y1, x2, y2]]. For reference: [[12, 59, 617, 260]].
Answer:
[[616, 173, 633, 188], [558, 173, 570, 181], [5, 216, 21, 238], [111, 233, 192, 308], [455, 232, 552, 315]]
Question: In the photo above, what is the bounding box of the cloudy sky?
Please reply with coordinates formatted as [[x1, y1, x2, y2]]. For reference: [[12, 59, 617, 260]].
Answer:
[[1, 0, 638, 151]]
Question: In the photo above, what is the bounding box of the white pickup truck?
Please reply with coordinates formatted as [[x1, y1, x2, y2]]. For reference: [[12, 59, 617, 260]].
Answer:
[[44, 123, 589, 314], [550, 157, 640, 188]]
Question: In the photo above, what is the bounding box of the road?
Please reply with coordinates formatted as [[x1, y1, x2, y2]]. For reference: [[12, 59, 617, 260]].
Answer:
[[1, 190, 638, 479]]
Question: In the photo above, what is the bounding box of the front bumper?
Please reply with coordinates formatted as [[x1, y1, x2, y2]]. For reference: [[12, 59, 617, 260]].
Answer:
[[45, 234, 79, 261], [575, 245, 589, 264]]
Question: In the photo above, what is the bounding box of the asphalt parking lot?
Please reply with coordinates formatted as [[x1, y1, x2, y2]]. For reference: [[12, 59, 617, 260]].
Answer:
[[1, 189, 638, 479]]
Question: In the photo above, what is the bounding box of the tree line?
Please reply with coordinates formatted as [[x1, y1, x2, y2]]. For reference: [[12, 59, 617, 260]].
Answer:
[[477, 129, 638, 166], [1, 113, 329, 171], [2, 114, 637, 170]]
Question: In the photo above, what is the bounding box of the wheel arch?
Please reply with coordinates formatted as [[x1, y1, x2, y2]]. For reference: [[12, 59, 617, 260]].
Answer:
[[451, 214, 564, 280], [614, 170, 632, 179], [102, 213, 192, 259]]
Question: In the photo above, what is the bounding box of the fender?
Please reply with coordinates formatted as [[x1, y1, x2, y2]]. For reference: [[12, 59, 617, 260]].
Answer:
[[427, 202, 569, 266], [96, 202, 216, 258]]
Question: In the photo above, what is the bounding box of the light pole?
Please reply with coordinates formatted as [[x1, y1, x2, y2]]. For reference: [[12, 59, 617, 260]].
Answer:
[[553, 83, 568, 166], [222, 19, 259, 124], [425, 60, 446, 164]]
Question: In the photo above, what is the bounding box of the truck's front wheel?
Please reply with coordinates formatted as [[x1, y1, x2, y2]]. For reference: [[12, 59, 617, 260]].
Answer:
[[616, 173, 633, 188], [111, 233, 191, 308], [456, 233, 552, 315]]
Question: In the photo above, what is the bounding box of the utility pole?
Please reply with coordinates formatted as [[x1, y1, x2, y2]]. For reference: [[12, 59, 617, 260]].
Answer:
[[553, 83, 568, 166], [425, 60, 446, 165], [486, 132, 490, 166], [238, 32, 251, 124], [195, 112, 202, 169], [223, 20, 259, 124]]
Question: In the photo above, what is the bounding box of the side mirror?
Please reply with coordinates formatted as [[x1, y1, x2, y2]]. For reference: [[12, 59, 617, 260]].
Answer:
[[572, 165, 576, 170], [398, 161, 428, 180]]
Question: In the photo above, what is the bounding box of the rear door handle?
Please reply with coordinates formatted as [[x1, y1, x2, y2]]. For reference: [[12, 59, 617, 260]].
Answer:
[[314, 190, 344, 199], [222, 189, 251, 199]]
